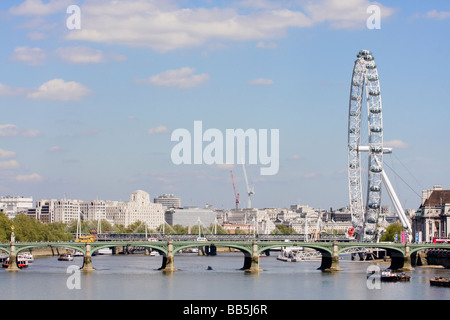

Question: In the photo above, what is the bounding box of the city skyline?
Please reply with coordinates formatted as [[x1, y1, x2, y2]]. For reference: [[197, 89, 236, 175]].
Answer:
[[0, 0, 449, 212]]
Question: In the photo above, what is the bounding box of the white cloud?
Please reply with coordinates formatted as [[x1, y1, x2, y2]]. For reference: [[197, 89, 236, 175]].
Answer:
[[0, 149, 16, 159], [214, 164, 235, 170], [28, 78, 92, 101], [62, 0, 395, 52], [0, 124, 20, 137], [9, 0, 72, 16], [256, 41, 278, 49], [0, 160, 20, 170], [10, 46, 47, 66], [55, 46, 106, 64], [65, 0, 313, 52], [288, 154, 304, 161], [0, 83, 26, 97], [303, 0, 396, 29], [48, 146, 62, 152], [385, 139, 409, 149], [22, 129, 41, 137], [148, 125, 169, 134], [15, 173, 43, 182], [145, 67, 210, 89], [0, 124, 40, 137], [248, 78, 273, 85], [303, 172, 321, 179], [425, 10, 450, 20], [9, 45, 125, 66]]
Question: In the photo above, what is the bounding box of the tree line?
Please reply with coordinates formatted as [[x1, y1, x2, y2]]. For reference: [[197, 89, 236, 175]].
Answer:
[[0, 212, 404, 242]]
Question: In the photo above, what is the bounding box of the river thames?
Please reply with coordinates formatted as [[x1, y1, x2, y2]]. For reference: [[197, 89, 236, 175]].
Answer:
[[1, 252, 450, 300]]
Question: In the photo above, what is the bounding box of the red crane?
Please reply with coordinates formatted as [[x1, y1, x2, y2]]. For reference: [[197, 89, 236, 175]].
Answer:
[[230, 170, 240, 209]]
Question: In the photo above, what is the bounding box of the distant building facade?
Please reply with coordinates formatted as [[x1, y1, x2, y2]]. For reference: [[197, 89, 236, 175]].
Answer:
[[154, 194, 181, 208], [412, 185, 450, 242], [165, 207, 216, 228], [105, 190, 164, 229], [0, 196, 33, 218], [30, 190, 164, 230]]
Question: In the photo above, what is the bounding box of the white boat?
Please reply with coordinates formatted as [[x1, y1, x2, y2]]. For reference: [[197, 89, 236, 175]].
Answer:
[[58, 253, 74, 261], [150, 250, 160, 256], [18, 253, 34, 263], [96, 248, 112, 255], [277, 247, 322, 262]]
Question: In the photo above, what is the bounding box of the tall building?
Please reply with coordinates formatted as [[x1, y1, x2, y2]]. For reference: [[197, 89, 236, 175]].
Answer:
[[165, 207, 216, 228], [80, 200, 106, 221], [106, 190, 164, 229], [54, 199, 83, 223], [154, 194, 181, 208], [32, 191, 164, 229], [0, 196, 33, 218], [412, 185, 450, 242]]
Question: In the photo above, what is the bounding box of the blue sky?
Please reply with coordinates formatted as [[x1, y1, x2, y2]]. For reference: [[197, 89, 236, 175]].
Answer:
[[0, 0, 449, 211]]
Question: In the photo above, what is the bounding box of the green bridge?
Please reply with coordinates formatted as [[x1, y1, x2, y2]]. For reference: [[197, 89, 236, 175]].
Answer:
[[2, 236, 449, 273]]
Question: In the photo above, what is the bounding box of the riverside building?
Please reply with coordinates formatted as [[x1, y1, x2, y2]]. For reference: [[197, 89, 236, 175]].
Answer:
[[105, 190, 164, 229], [31, 190, 164, 230], [412, 185, 450, 242], [154, 194, 181, 208]]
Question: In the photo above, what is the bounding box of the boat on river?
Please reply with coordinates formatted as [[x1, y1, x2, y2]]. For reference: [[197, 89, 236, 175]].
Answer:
[[58, 253, 74, 261], [381, 271, 410, 282], [367, 270, 410, 282], [430, 277, 450, 287], [2, 257, 29, 269], [94, 248, 112, 255], [277, 247, 321, 262], [18, 253, 34, 263]]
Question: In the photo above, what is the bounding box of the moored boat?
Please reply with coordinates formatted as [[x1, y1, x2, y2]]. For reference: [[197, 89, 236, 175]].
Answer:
[[430, 277, 450, 287], [18, 253, 34, 263], [150, 250, 160, 256], [58, 253, 74, 261], [94, 248, 112, 255], [368, 270, 410, 282], [2, 257, 29, 269], [277, 247, 322, 262]]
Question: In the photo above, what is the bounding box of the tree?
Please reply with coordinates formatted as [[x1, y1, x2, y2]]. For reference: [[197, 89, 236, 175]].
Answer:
[[380, 222, 403, 242], [0, 213, 12, 242], [271, 224, 297, 235]]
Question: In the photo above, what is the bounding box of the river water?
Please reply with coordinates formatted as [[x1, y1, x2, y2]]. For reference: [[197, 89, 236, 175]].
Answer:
[[1, 252, 450, 300]]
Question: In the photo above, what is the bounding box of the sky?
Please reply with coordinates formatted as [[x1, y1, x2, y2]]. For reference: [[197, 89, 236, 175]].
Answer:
[[0, 0, 449, 212]]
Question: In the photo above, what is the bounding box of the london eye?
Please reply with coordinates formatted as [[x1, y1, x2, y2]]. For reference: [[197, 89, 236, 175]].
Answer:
[[347, 49, 387, 241]]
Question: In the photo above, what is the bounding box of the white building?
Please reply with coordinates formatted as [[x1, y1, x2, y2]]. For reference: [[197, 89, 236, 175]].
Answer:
[[222, 208, 275, 234], [81, 200, 106, 221], [54, 199, 83, 223], [154, 194, 181, 208], [33, 191, 163, 229], [0, 196, 33, 218], [106, 190, 164, 229], [165, 207, 217, 228]]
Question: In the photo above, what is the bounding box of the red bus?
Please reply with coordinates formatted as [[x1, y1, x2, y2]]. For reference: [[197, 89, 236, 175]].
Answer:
[[433, 237, 450, 244]]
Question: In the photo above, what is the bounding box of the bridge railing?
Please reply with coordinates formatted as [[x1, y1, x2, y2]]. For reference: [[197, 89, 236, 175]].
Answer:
[[95, 233, 351, 242]]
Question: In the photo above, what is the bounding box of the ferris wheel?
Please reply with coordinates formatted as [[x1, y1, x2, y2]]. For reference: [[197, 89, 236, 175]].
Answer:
[[347, 49, 388, 241]]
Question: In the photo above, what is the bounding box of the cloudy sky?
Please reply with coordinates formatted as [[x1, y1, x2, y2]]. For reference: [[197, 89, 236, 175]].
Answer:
[[0, 0, 449, 211]]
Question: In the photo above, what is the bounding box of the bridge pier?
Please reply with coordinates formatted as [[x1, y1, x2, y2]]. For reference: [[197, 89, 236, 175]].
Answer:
[[159, 241, 177, 272], [80, 243, 95, 272], [7, 226, 19, 272], [242, 241, 260, 273], [318, 242, 342, 272], [7, 244, 20, 272]]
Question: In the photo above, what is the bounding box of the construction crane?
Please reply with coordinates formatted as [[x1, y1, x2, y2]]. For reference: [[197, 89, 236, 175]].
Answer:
[[230, 170, 240, 209], [242, 163, 255, 208]]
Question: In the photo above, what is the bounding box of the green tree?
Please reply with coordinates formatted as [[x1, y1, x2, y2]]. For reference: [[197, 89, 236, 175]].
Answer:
[[271, 224, 297, 235], [380, 222, 403, 242], [0, 212, 12, 242]]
